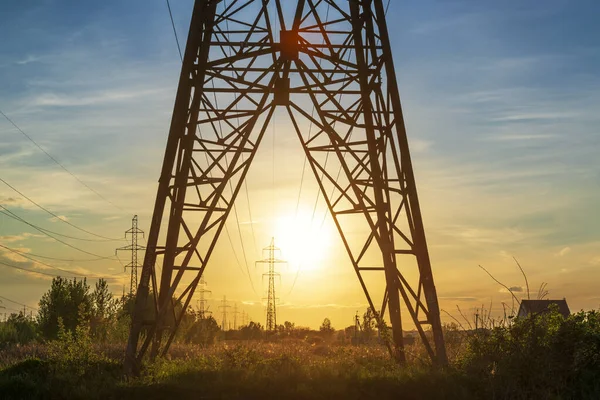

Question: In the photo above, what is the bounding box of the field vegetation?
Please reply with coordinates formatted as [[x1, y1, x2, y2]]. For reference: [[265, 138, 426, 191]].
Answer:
[[0, 277, 599, 399]]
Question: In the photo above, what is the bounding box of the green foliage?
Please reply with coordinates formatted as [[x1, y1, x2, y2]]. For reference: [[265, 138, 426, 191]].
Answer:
[[0, 320, 121, 400], [183, 315, 220, 346], [47, 318, 100, 376], [240, 321, 263, 340], [38, 277, 92, 339], [2, 275, 600, 399], [0, 312, 38, 346], [319, 317, 334, 336], [362, 307, 377, 341], [461, 307, 600, 399]]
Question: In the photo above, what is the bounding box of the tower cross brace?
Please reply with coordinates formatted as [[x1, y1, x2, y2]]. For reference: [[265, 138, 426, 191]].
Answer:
[[125, 0, 447, 374]]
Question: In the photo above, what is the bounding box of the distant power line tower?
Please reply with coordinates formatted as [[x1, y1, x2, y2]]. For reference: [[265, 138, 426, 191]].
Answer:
[[256, 238, 286, 331], [219, 296, 230, 331], [116, 215, 145, 296], [196, 277, 212, 318], [354, 311, 362, 342], [232, 303, 239, 330], [125, 0, 448, 373]]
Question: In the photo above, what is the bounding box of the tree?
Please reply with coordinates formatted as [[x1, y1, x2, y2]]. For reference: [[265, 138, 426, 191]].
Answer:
[[362, 307, 377, 342], [240, 321, 263, 340], [320, 317, 334, 336], [91, 279, 116, 320], [283, 321, 295, 336], [38, 277, 92, 339], [90, 279, 118, 339], [184, 315, 220, 346], [0, 312, 38, 345]]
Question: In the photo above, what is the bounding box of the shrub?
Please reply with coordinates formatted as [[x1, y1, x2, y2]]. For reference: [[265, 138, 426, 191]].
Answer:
[[461, 307, 600, 399], [0, 313, 38, 346]]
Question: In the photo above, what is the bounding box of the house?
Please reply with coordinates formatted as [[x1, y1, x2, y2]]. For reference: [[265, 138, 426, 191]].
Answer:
[[517, 299, 570, 318]]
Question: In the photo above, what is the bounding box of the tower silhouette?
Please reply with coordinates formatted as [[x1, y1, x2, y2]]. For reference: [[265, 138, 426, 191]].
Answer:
[[256, 238, 286, 331], [232, 303, 239, 330], [219, 296, 230, 331], [196, 277, 212, 318], [125, 0, 447, 374], [116, 215, 145, 296]]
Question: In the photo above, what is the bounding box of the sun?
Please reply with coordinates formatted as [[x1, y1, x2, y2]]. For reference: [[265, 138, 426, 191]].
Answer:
[[272, 210, 334, 272]]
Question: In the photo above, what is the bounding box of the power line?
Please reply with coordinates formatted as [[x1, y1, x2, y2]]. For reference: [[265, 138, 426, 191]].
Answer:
[[165, 0, 183, 61], [164, 0, 257, 295], [0, 243, 120, 280], [0, 259, 64, 278], [0, 208, 118, 242], [0, 243, 88, 278], [0, 108, 123, 212], [0, 176, 123, 242], [289, 3, 334, 296], [0, 246, 112, 263], [1, 307, 25, 315], [0, 257, 125, 281], [0, 295, 39, 313], [0, 205, 116, 259], [289, 0, 393, 297], [222, 0, 259, 258], [215, 5, 259, 295]]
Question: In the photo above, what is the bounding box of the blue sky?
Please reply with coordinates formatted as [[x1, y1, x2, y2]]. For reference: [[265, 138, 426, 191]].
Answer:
[[0, 0, 599, 328]]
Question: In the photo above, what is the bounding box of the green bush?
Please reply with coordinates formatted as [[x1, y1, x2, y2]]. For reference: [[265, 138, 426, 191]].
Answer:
[[0, 313, 38, 347], [461, 307, 600, 399]]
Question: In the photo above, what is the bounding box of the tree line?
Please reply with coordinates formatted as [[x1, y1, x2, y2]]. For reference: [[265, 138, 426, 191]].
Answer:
[[0, 277, 387, 347]]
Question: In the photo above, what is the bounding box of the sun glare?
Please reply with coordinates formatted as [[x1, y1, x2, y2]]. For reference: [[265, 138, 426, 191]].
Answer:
[[273, 210, 334, 272]]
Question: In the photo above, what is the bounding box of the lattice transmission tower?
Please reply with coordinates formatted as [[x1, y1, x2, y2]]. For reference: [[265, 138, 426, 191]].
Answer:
[[219, 296, 230, 331], [256, 238, 285, 331], [196, 277, 212, 318], [125, 0, 447, 374], [116, 215, 145, 296]]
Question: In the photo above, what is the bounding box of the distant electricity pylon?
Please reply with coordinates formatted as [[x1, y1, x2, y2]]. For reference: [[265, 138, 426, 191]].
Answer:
[[219, 296, 230, 331], [125, 0, 447, 374], [196, 277, 212, 318], [232, 303, 239, 330], [116, 215, 145, 296], [256, 238, 286, 331]]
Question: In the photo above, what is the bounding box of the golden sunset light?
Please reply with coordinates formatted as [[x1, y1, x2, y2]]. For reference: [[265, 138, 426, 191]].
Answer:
[[1, 0, 599, 397]]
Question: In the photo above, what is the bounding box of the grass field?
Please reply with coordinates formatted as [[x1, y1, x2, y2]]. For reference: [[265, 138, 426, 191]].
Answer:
[[1, 309, 600, 399], [0, 340, 477, 400]]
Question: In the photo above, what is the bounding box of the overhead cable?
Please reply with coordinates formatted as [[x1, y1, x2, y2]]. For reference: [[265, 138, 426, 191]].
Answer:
[[0, 108, 123, 212], [0, 177, 123, 242]]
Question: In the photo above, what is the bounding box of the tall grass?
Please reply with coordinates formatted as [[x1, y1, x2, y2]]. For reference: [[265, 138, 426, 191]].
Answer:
[[1, 308, 599, 399]]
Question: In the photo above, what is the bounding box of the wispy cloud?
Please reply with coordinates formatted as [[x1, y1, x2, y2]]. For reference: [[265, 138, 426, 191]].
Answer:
[[0, 233, 44, 243], [0, 196, 21, 205], [48, 215, 69, 223], [439, 296, 478, 302], [29, 88, 170, 108], [279, 303, 368, 310], [15, 55, 41, 65], [485, 134, 558, 142]]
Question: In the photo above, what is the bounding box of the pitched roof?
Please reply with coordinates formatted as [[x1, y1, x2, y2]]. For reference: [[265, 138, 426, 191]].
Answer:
[[518, 299, 570, 318]]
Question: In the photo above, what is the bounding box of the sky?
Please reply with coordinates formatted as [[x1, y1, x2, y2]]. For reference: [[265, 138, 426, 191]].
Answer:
[[0, 0, 599, 330]]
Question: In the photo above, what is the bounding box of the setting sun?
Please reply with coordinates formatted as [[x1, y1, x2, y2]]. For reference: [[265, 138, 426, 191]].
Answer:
[[273, 210, 334, 273]]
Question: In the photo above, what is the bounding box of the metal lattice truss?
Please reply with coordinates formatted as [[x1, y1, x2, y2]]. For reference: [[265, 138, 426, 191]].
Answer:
[[126, 0, 446, 373]]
